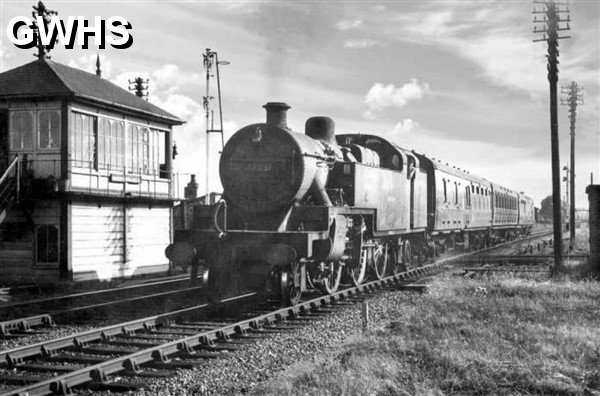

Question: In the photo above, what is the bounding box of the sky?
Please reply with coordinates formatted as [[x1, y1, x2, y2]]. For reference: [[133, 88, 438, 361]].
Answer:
[[1, 0, 599, 208]]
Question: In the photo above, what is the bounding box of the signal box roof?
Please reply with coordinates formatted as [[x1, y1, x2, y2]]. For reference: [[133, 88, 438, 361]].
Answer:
[[0, 59, 184, 125]]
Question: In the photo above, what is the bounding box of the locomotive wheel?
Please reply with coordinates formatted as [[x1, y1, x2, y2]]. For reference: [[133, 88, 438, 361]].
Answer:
[[392, 245, 403, 275], [205, 267, 231, 303], [280, 261, 302, 306], [314, 261, 343, 295], [372, 243, 388, 280], [347, 247, 367, 286]]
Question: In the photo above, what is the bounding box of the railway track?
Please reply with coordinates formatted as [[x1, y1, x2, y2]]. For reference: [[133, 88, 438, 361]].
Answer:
[[0, 277, 203, 338], [0, 230, 557, 395]]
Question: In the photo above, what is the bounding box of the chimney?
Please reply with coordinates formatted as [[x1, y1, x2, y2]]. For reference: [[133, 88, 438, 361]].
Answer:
[[263, 102, 290, 129], [184, 174, 198, 200]]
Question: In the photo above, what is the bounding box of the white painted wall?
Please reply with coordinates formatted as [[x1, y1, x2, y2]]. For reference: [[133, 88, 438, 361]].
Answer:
[[71, 202, 170, 280]]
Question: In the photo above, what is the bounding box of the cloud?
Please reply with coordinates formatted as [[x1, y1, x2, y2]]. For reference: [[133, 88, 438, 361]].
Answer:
[[343, 39, 381, 49], [336, 19, 363, 30], [385, 5, 555, 95], [0, 42, 15, 71], [364, 79, 431, 116], [392, 119, 420, 135], [151, 64, 202, 95], [68, 53, 113, 78]]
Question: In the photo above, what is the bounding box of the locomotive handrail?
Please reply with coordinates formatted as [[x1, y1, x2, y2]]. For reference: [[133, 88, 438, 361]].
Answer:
[[303, 152, 336, 163], [214, 199, 227, 237]]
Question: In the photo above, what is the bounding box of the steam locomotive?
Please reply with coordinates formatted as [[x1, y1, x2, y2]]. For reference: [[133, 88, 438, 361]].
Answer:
[[167, 102, 535, 305]]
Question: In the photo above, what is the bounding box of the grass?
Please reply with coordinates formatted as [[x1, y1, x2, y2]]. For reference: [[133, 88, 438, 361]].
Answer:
[[254, 273, 600, 395]]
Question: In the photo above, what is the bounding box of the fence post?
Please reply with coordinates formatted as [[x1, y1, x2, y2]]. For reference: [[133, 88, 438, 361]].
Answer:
[[361, 301, 369, 334]]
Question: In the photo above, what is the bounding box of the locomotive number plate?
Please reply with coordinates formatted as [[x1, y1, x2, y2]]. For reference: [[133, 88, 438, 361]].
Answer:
[[230, 159, 284, 172]]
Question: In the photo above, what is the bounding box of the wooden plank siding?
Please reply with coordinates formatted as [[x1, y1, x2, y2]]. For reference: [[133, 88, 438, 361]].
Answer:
[[70, 203, 170, 281], [126, 206, 171, 275]]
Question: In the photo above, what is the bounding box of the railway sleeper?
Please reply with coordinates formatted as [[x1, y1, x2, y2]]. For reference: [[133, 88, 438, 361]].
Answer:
[[82, 345, 139, 355], [146, 360, 197, 370], [82, 379, 146, 393], [195, 343, 239, 352], [107, 339, 163, 348], [48, 353, 106, 365], [17, 362, 85, 373], [120, 368, 175, 378], [0, 371, 46, 385]]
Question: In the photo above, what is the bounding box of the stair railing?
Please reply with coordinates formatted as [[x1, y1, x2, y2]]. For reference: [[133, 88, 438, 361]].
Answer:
[[0, 155, 20, 213]]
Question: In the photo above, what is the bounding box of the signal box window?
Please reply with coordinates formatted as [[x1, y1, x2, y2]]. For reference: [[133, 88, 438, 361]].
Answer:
[[71, 112, 98, 168], [38, 110, 60, 149], [98, 118, 125, 171], [10, 111, 34, 150], [36, 225, 59, 264]]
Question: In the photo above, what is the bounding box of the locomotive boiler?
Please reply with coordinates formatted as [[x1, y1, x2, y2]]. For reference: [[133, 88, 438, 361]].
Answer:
[[168, 102, 535, 305]]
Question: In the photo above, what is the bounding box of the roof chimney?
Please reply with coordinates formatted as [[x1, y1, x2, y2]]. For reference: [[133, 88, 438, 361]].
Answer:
[[263, 102, 290, 129]]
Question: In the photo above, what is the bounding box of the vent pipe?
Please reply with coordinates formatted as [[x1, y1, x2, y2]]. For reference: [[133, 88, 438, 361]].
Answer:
[[305, 116, 336, 145]]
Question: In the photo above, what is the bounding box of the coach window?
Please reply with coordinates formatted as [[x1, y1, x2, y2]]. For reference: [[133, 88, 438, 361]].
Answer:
[[10, 111, 34, 150], [36, 225, 59, 264], [38, 110, 60, 149], [465, 187, 471, 207], [443, 179, 447, 203], [453, 182, 457, 204]]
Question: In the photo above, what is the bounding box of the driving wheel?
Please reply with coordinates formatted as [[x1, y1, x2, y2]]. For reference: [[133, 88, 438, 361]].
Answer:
[[314, 261, 343, 295], [280, 261, 302, 306]]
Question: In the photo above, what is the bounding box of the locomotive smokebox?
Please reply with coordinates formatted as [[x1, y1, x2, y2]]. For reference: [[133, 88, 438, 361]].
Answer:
[[264, 102, 291, 129], [305, 116, 336, 145]]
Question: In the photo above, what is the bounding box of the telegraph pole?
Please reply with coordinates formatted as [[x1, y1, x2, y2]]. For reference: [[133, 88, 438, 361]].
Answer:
[[31, 1, 58, 60], [562, 164, 569, 228], [561, 81, 584, 247], [562, 165, 569, 204], [533, 0, 571, 273], [203, 48, 229, 197], [128, 77, 149, 100]]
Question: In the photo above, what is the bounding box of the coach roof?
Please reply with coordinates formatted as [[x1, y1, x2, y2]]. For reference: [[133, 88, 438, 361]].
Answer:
[[0, 59, 184, 125]]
